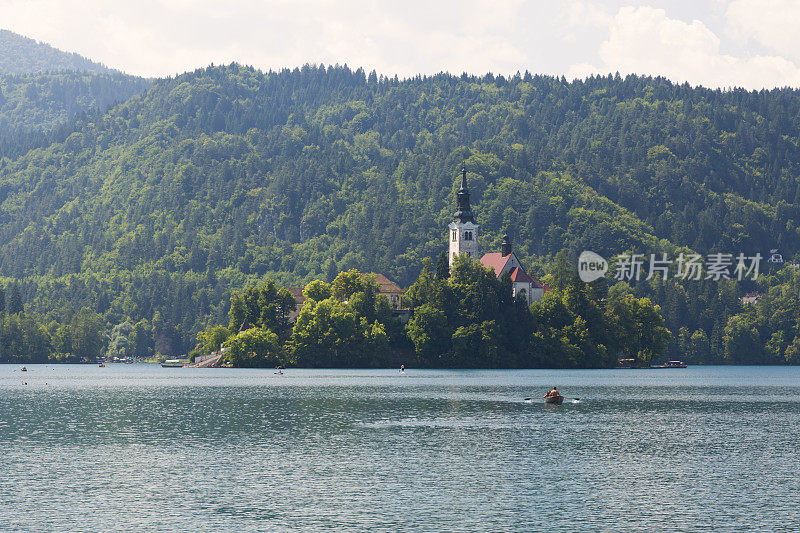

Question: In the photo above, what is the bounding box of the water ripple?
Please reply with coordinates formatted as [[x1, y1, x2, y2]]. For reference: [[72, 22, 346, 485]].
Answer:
[[1, 364, 799, 531]]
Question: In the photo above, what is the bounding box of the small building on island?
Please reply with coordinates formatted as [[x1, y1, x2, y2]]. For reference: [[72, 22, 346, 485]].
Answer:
[[448, 166, 548, 305], [373, 273, 405, 309], [480, 235, 547, 304]]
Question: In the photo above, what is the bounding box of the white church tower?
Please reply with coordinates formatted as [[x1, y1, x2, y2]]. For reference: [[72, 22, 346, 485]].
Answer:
[[448, 167, 479, 266]]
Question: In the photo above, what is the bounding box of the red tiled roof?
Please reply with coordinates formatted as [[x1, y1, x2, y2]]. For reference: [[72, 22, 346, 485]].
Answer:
[[482, 252, 548, 289], [371, 273, 404, 294], [480, 252, 512, 277], [509, 266, 534, 283]]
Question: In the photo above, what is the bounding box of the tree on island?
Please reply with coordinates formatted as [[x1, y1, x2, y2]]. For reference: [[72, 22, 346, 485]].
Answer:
[[227, 327, 282, 368], [228, 280, 296, 333], [406, 255, 533, 368], [186, 255, 671, 369], [405, 253, 670, 369], [289, 270, 391, 367]]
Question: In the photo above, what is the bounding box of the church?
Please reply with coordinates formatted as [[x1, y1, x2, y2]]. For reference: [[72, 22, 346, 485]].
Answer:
[[448, 167, 548, 305]]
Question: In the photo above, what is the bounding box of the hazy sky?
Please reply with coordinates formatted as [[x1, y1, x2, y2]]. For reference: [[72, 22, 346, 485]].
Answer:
[[2, 0, 800, 89]]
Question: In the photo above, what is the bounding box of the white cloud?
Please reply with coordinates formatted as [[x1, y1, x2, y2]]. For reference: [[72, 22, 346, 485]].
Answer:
[[0, 0, 529, 77], [726, 0, 800, 61], [558, 0, 612, 42], [569, 5, 800, 89], [2, 0, 800, 89]]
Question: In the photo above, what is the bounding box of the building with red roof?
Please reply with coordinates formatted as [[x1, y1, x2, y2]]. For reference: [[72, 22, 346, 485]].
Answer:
[[479, 235, 548, 304], [372, 273, 405, 309], [446, 166, 547, 304]]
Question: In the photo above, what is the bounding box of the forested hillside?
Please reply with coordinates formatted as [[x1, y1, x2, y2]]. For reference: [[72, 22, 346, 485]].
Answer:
[[1, 62, 799, 361], [0, 30, 152, 158], [0, 71, 152, 157], [0, 29, 110, 74]]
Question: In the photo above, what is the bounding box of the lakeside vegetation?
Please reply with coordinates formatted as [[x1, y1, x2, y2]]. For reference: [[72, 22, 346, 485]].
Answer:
[[1, 37, 800, 364], [185, 254, 669, 369]]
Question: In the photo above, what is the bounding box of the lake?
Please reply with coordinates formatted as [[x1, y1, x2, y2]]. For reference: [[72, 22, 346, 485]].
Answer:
[[1, 364, 799, 531]]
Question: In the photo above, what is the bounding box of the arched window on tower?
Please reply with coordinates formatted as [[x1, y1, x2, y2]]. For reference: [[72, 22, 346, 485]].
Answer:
[[452, 230, 457, 241], [464, 231, 472, 241]]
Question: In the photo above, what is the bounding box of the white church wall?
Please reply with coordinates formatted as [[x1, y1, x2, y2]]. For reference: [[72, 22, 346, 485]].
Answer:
[[448, 221, 479, 266]]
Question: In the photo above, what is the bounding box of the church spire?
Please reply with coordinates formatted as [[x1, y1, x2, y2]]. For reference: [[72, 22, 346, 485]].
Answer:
[[453, 166, 474, 223], [501, 234, 512, 256]]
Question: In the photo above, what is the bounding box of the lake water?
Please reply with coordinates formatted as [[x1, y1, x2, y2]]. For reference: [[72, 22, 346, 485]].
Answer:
[[1, 365, 799, 532]]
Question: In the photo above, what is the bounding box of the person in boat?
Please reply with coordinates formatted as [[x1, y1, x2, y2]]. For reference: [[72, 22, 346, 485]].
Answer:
[[546, 386, 559, 398], [400, 364, 405, 373]]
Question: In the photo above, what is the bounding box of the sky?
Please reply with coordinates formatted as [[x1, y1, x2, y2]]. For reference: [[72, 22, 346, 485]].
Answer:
[[2, 0, 800, 89]]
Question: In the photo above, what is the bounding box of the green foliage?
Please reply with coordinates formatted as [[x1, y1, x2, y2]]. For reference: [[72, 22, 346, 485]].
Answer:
[[406, 303, 450, 362], [0, 312, 51, 362], [719, 268, 800, 364], [435, 251, 450, 280], [406, 255, 535, 368], [332, 270, 366, 300], [228, 280, 295, 332], [130, 320, 155, 359], [530, 265, 669, 368], [290, 298, 389, 367], [303, 279, 333, 301], [0, 31, 151, 157], [106, 319, 134, 359], [0, 71, 151, 157], [60, 308, 105, 361], [603, 285, 671, 365], [225, 327, 283, 368], [290, 268, 390, 367], [194, 324, 231, 355], [6, 284, 23, 314]]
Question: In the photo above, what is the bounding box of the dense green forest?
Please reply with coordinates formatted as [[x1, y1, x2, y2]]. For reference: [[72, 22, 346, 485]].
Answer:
[[0, 30, 152, 159], [1, 56, 800, 365], [0, 71, 152, 157]]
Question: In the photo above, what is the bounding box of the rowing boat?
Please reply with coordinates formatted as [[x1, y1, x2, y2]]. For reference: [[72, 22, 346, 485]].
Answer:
[[544, 395, 563, 404]]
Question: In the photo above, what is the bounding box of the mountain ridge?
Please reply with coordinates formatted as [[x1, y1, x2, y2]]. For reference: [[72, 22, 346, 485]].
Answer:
[[0, 29, 115, 75], [0, 30, 151, 158]]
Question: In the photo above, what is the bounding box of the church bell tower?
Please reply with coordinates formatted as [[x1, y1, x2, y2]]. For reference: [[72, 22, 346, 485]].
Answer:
[[448, 166, 479, 266]]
